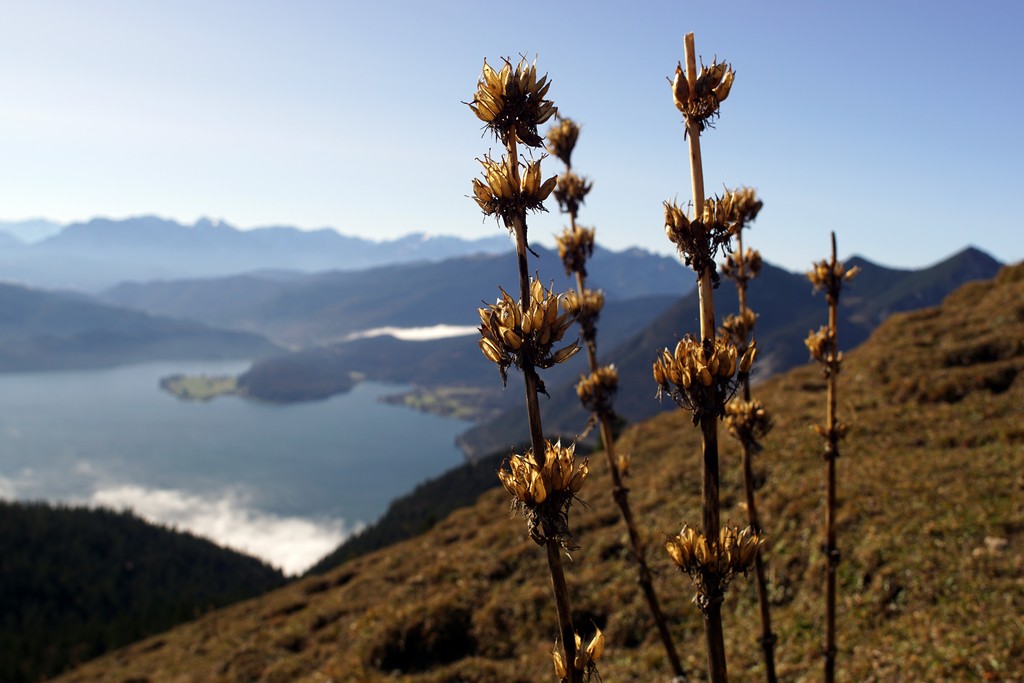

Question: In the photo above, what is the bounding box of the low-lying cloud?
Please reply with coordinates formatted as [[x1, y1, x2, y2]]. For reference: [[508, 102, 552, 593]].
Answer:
[[89, 484, 357, 576], [344, 324, 478, 342]]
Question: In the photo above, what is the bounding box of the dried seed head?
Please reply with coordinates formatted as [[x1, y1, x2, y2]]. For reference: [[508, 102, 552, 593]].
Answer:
[[468, 57, 557, 148], [546, 116, 581, 168], [719, 308, 758, 348], [576, 364, 618, 415], [813, 421, 849, 444], [552, 171, 593, 219], [555, 224, 596, 276], [666, 523, 763, 612], [472, 154, 557, 230], [670, 56, 735, 131], [652, 335, 752, 422], [663, 196, 735, 285], [563, 286, 603, 341], [808, 255, 859, 304], [551, 644, 567, 679], [724, 398, 773, 448], [478, 281, 580, 385], [805, 325, 841, 375], [498, 439, 588, 546], [568, 627, 604, 675], [723, 247, 764, 283]]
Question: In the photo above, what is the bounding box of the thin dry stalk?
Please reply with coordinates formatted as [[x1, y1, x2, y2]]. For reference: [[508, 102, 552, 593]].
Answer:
[[655, 32, 754, 683], [723, 224, 778, 683], [551, 118, 685, 680], [468, 58, 600, 683], [806, 231, 858, 683], [684, 33, 727, 683]]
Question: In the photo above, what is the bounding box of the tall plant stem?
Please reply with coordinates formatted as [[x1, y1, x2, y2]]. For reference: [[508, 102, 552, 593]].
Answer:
[[734, 231, 778, 683], [824, 233, 840, 683], [683, 31, 727, 683], [507, 131, 580, 683], [572, 265, 685, 679]]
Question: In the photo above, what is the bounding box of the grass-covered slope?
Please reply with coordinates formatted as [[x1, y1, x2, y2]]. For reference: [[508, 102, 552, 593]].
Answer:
[[57, 263, 1024, 682], [0, 502, 285, 683]]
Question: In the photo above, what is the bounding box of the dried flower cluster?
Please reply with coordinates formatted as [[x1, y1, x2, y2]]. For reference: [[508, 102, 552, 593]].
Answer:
[[719, 307, 758, 350], [671, 58, 735, 131], [720, 246, 763, 282], [478, 280, 580, 386], [813, 421, 849, 443], [663, 187, 759, 285], [806, 326, 841, 369], [546, 117, 581, 167], [724, 399, 773, 450], [472, 155, 557, 229], [653, 336, 756, 422], [555, 224, 595, 276], [665, 524, 762, 611], [498, 440, 589, 546], [552, 628, 604, 680], [469, 57, 556, 147], [808, 259, 861, 303], [552, 172, 593, 219], [563, 287, 603, 341], [575, 365, 618, 416]]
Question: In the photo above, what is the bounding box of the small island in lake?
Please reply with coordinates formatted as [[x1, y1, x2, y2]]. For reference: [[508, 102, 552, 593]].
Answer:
[[160, 374, 239, 402]]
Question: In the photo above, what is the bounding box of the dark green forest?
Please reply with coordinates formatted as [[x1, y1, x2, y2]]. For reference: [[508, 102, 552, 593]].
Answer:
[[0, 501, 285, 682]]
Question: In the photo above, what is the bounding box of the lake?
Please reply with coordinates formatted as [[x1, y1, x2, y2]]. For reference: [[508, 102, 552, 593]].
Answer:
[[0, 360, 471, 574]]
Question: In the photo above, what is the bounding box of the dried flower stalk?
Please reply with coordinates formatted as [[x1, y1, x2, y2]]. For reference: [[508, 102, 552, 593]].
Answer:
[[468, 56, 585, 683], [806, 231, 858, 683], [719, 192, 779, 683], [656, 32, 756, 683], [551, 117, 685, 679]]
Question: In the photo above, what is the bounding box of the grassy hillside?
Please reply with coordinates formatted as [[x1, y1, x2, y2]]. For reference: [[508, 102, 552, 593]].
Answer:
[[0, 502, 285, 683], [56, 263, 1024, 681]]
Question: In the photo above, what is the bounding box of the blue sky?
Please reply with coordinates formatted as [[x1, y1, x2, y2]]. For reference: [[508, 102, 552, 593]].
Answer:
[[1, 1, 1021, 271]]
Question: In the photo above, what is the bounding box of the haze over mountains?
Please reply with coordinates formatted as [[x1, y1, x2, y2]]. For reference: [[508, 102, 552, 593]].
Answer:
[[100, 243, 689, 348], [0, 216, 513, 291]]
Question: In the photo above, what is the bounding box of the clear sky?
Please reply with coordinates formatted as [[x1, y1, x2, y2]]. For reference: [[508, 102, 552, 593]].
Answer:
[[1, 1, 1021, 271]]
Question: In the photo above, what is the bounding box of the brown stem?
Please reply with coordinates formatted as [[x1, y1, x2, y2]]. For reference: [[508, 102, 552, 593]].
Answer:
[[824, 233, 840, 683], [736, 230, 748, 327], [545, 536, 581, 683], [742, 440, 778, 683], [700, 414, 727, 683], [735, 232, 777, 683], [574, 268, 685, 678], [685, 31, 727, 683], [507, 126, 580, 683]]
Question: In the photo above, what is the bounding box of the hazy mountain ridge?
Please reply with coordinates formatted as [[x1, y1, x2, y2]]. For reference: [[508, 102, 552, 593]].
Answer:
[[0, 282, 282, 371], [54, 261, 1024, 682], [0, 216, 514, 291], [100, 245, 691, 347]]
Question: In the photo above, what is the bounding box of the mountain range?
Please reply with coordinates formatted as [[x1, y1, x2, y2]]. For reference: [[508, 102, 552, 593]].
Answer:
[[99, 244, 690, 348], [0, 216, 513, 291], [0, 282, 281, 371]]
